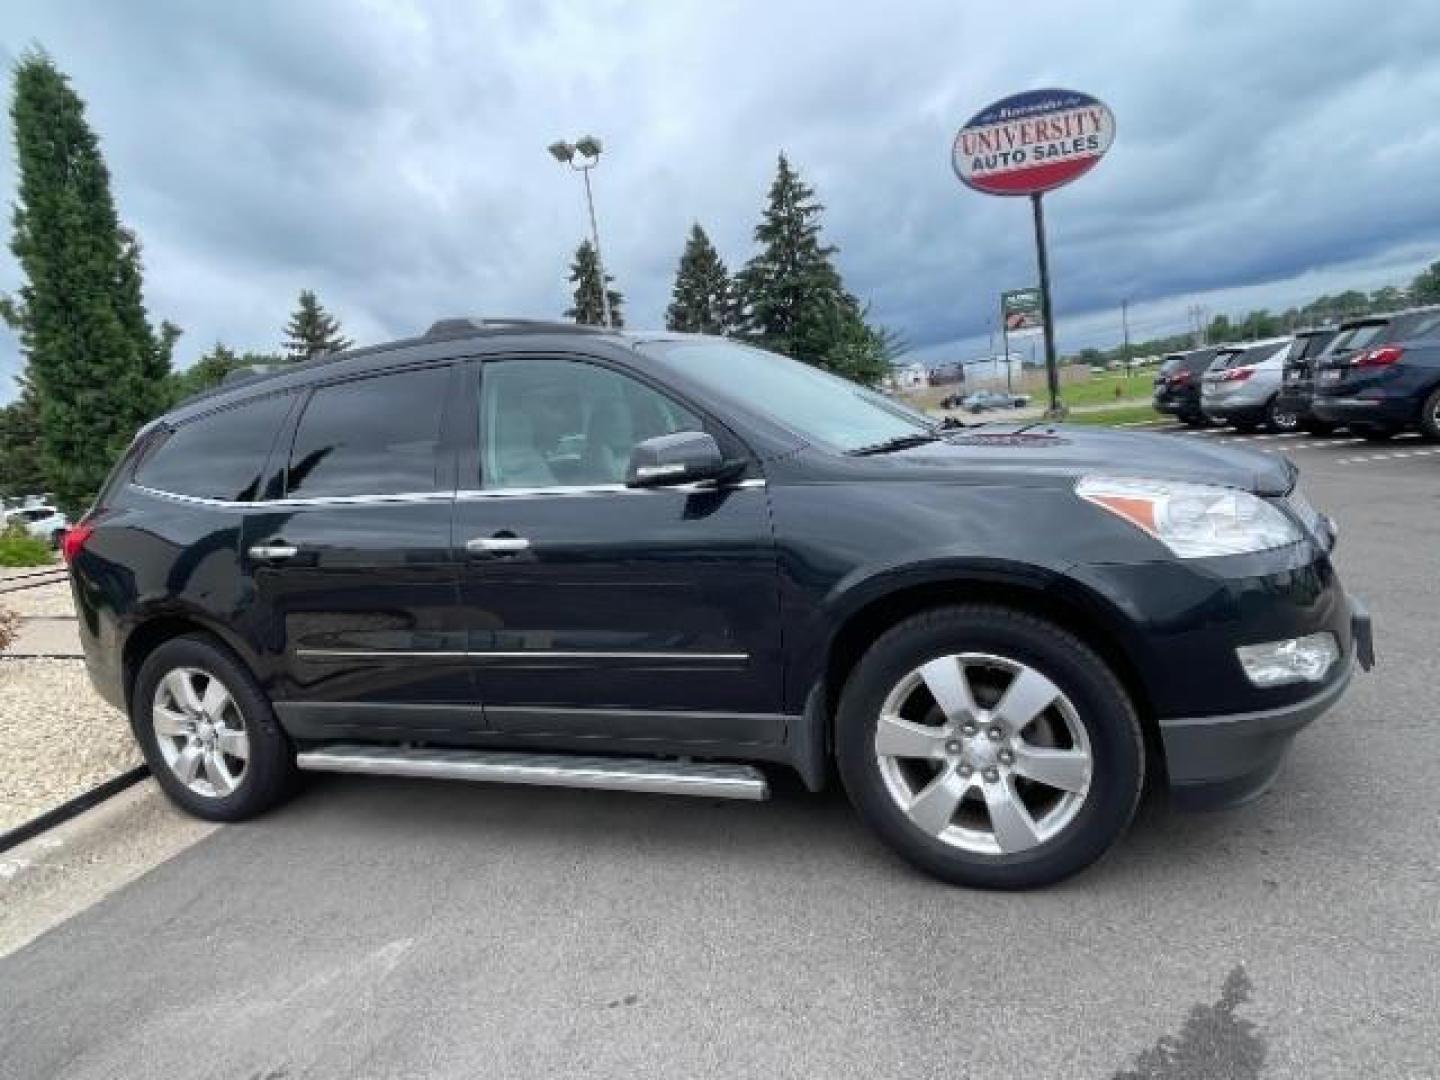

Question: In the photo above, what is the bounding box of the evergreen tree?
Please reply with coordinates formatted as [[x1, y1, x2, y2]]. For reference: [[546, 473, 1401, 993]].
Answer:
[[2, 52, 175, 512], [565, 240, 624, 327], [734, 154, 891, 384], [0, 376, 46, 498], [282, 289, 352, 361], [164, 342, 282, 403], [665, 224, 733, 334], [1411, 261, 1440, 306]]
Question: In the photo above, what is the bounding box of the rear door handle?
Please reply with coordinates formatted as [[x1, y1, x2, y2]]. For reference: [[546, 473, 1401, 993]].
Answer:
[[466, 536, 530, 556], [249, 543, 299, 561]]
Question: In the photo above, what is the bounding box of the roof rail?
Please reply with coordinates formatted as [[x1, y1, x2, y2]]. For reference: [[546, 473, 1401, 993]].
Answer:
[[422, 317, 607, 340]]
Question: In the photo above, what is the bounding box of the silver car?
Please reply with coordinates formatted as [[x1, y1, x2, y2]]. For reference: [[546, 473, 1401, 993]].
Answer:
[[1200, 337, 1295, 432]]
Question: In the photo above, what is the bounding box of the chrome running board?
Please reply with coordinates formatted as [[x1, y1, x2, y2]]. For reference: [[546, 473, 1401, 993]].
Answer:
[[296, 745, 769, 801]]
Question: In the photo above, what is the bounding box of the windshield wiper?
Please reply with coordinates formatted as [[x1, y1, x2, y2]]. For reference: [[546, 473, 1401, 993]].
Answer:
[[848, 432, 940, 456]]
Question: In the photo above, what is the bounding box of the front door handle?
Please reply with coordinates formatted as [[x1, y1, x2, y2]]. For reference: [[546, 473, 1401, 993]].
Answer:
[[249, 543, 299, 561], [466, 535, 531, 556]]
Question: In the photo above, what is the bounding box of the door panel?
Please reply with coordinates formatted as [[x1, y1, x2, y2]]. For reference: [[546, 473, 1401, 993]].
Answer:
[[245, 363, 476, 736], [454, 356, 783, 732]]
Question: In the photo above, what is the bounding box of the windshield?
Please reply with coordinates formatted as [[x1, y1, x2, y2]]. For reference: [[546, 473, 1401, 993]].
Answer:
[[641, 339, 934, 452]]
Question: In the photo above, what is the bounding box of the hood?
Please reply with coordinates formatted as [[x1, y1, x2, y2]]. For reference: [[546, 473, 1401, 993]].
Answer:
[[859, 424, 1296, 496]]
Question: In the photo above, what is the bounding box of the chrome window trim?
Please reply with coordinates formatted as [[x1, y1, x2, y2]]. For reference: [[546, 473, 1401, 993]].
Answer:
[[131, 483, 452, 510], [132, 478, 764, 509], [296, 648, 750, 663], [455, 478, 765, 500]]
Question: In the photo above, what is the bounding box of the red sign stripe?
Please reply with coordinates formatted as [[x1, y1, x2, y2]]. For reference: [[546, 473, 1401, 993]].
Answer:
[[968, 156, 1101, 196]]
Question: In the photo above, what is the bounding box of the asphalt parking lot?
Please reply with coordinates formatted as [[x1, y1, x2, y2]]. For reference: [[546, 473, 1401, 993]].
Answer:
[[1, 425, 1437, 1080]]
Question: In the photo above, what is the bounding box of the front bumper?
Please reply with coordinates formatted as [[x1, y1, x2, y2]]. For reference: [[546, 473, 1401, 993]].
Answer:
[[1161, 597, 1374, 810]]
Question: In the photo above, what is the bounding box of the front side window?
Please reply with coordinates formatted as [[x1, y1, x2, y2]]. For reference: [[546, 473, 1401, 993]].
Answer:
[[479, 359, 702, 489], [134, 392, 292, 501], [286, 366, 450, 498], [639, 340, 934, 453]]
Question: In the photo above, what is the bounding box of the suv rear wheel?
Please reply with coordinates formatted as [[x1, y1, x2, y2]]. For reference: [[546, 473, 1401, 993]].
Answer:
[[132, 635, 298, 821], [1419, 387, 1440, 442], [1267, 397, 1300, 433], [836, 605, 1144, 889]]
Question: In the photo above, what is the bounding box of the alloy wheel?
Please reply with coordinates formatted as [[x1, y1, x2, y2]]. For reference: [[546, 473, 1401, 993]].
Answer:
[[151, 667, 249, 798], [874, 652, 1092, 855]]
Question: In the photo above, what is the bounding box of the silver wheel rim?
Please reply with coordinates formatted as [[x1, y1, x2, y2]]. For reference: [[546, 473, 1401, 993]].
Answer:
[[1273, 407, 1298, 430], [151, 667, 249, 798], [874, 652, 1092, 855]]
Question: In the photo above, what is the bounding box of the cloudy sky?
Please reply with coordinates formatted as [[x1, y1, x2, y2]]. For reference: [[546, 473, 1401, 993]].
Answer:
[[3, 0, 1440, 396]]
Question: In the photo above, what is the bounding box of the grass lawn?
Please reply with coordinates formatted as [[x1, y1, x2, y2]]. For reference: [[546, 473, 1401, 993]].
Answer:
[[1058, 370, 1155, 408], [1065, 403, 1165, 427]]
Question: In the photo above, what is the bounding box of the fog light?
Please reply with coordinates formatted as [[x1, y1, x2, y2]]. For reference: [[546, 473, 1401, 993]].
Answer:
[[1236, 633, 1340, 688]]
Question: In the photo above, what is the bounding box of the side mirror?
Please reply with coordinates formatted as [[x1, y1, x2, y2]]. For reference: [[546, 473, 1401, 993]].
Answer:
[[626, 431, 728, 488]]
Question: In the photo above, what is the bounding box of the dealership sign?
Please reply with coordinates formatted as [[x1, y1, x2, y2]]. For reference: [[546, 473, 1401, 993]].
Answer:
[[1001, 287, 1043, 335], [952, 88, 1115, 197]]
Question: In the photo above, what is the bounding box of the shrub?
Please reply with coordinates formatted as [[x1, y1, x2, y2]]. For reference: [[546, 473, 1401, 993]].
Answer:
[[0, 521, 54, 566], [0, 606, 16, 651]]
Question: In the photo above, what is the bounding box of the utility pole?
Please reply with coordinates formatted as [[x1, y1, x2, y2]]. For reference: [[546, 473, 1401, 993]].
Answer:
[[1121, 298, 1131, 382]]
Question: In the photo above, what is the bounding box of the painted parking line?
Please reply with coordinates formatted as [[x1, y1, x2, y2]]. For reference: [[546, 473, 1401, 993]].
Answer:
[[1254, 437, 1366, 453], [1334, 446, 1440, 466]]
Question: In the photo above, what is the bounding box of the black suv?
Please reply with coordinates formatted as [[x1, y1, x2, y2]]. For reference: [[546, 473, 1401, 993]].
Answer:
[[1311, 308, 1440, 441], [1152, 346, 1224, 426], [1274, 328, 1340, 434], [67, 319, 1373, 889]]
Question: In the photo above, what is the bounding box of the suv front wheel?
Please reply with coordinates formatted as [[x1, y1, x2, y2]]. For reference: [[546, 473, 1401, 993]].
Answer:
[[133, 635, 298, 821], [836, 605, 1144, 889]]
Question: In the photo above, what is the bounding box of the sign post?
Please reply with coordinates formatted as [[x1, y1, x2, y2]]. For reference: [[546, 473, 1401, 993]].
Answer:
[[954, 89, 1116, 418]]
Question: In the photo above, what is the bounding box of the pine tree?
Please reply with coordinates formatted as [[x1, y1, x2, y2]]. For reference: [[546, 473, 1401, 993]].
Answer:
[[0, 375, 46, 499], [565, 240, 624, 327], [1410, 261, 1440, 306], [282, 289, 353, 361], [665, 224, 733, 334], [2, 52, 175, 512], [734, 153, 891, 384]]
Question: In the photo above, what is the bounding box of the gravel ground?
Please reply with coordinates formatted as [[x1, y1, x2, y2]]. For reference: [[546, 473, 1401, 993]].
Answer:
[[1, 580, 76, 617], [0, 659, 140, 831]]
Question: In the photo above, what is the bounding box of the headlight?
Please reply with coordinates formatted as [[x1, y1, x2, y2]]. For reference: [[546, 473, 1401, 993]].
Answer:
[[1076, 475, 1303, 558]]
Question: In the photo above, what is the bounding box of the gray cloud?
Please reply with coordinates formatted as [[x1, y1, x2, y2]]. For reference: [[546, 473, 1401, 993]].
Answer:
[[3, 0, 1439, 398]]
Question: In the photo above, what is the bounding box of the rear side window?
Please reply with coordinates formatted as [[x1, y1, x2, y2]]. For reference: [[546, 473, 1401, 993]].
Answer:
[[286, 366, 450, 499], [1390, 311, 1440, 340], [134, 393, 292, 501]]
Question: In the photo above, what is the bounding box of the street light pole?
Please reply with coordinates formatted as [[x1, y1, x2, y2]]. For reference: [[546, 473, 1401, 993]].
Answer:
[[578, 165, 612, 329], [549, 136, 612, 329]]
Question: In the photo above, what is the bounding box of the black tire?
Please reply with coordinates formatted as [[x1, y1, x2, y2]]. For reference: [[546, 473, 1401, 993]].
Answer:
[[835, 605, 1145, 890], [132, 634, 297, 822], [1419, 386, 1440, 442], [1180, 414, 1209, 428], [1302, 420, 1337, 436], [1266, 397, 1300, 433], [1355, 425, 1396, 442]]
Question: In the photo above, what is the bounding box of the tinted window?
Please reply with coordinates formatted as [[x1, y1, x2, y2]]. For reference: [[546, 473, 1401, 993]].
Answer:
[[1390, 311, 1440, 340], [480, 359, 702, 488], [134, 393, 291, 501], [287, 366, 450, 498]]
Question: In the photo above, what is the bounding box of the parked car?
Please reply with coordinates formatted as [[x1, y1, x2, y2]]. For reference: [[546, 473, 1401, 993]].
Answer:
[[1152, 346, 1225, 426], [1273, 328, 1341, 435], [1311, 307, 1440, 442], [963, 390, 1029, 412], [1200, 337, 1294, 432], [65, 319, 1372, 889], [3, 502, 69, 548]]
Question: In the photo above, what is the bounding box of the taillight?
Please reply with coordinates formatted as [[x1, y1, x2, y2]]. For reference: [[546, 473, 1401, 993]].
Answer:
[[1219, 367, 1254, 383], [60, 521, 94, 564], [1353, 346, 1404, 368], [1171, 370, 1192, 384]]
